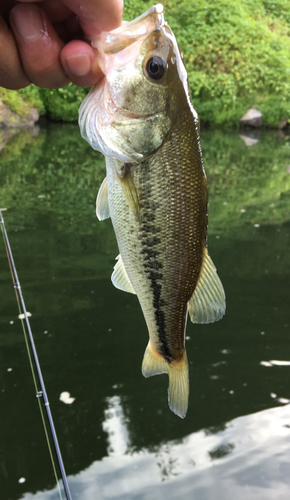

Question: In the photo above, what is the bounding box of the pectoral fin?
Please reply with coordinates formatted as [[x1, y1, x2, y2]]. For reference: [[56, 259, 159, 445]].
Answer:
[[96, 177, 110, 221], [111, 254, 136, 295], [188, 248, 226, 324], [118, 166, 140, 221]]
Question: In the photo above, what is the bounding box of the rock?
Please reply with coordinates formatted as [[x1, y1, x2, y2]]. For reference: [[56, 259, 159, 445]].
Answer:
[[278, 118, 288, 130], [27, 107, 39, 125], [240, 108, 262, 128], [0, 98, 39, 127]]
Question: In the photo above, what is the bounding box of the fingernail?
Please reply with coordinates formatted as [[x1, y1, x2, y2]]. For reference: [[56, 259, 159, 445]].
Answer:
[[11, 4, 43, 41], [65, 54, 91, 77]]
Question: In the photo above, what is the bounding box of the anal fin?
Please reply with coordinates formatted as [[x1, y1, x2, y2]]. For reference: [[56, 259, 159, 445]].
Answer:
[[188, 248, 226, 324], [111, 254, 136, 295], [142, 341, 168, 377]]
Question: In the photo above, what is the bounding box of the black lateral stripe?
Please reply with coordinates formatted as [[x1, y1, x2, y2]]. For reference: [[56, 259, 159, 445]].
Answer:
[[139, 171, 172, 363]]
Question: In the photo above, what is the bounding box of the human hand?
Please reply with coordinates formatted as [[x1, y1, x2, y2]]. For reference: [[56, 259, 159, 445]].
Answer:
[[0, 0, 123, 90]]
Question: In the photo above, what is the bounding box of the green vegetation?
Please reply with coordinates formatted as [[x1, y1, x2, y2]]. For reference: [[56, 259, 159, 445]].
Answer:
[[38, 85, 89, 121], [125, 0, 290, 127], [1, 0, 290, 126], [0, 85, 44, 120]]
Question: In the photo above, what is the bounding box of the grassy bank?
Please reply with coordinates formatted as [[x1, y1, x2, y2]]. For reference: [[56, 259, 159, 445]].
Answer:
[[1, 0, 290, 127]]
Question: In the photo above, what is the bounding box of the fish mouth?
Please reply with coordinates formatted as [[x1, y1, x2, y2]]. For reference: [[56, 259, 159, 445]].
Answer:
[[92, 4, 165, 55], [91, 5, 168, 81]]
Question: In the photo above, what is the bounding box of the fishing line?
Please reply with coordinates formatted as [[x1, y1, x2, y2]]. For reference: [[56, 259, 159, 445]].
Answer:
[[0, 210, 72, 500]]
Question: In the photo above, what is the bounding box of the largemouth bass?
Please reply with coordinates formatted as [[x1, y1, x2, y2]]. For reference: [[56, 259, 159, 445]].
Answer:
[[79, 4, 225, 418]]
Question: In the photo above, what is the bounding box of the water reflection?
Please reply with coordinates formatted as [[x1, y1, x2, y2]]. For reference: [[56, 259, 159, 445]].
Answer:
[[1, 125, 290, 500], [102, 396, 131, 456], [21, 404, 290, 500], [261, 360, 290, 366], [239, 129, 261, 147], [1, 124, 290, 232]]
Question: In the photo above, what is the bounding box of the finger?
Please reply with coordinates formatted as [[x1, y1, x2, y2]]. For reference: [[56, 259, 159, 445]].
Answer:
[[0, 15, 30, 89], [61, 40, 103, 87], [37, 0, 73, 23], [9, 3, 70, 89], [61, 0, 123, 37]]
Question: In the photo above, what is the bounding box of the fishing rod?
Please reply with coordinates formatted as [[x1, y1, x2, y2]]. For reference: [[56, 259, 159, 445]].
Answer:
[[0, 209, 72, 500]]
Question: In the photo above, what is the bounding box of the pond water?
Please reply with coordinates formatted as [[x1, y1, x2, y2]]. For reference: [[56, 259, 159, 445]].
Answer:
[[0, 124, 290, 500]]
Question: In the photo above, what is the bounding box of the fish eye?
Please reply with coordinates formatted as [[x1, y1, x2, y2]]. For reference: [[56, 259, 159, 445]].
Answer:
[[144, 56, 167, 81]]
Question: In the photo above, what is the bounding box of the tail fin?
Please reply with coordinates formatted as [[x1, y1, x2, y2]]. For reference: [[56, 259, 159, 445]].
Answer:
[[168, 353, 189, 419], [142, 341, 189, 419]]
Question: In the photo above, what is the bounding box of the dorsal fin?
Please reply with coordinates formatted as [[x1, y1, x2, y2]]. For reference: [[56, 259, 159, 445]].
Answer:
[[188, 248, 226, 324], [111, 254, 136, 294], [96, 177, 110, 221]]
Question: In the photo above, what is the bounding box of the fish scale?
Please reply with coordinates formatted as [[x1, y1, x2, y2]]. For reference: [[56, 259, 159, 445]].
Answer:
[[107, 110, 206, 366]]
